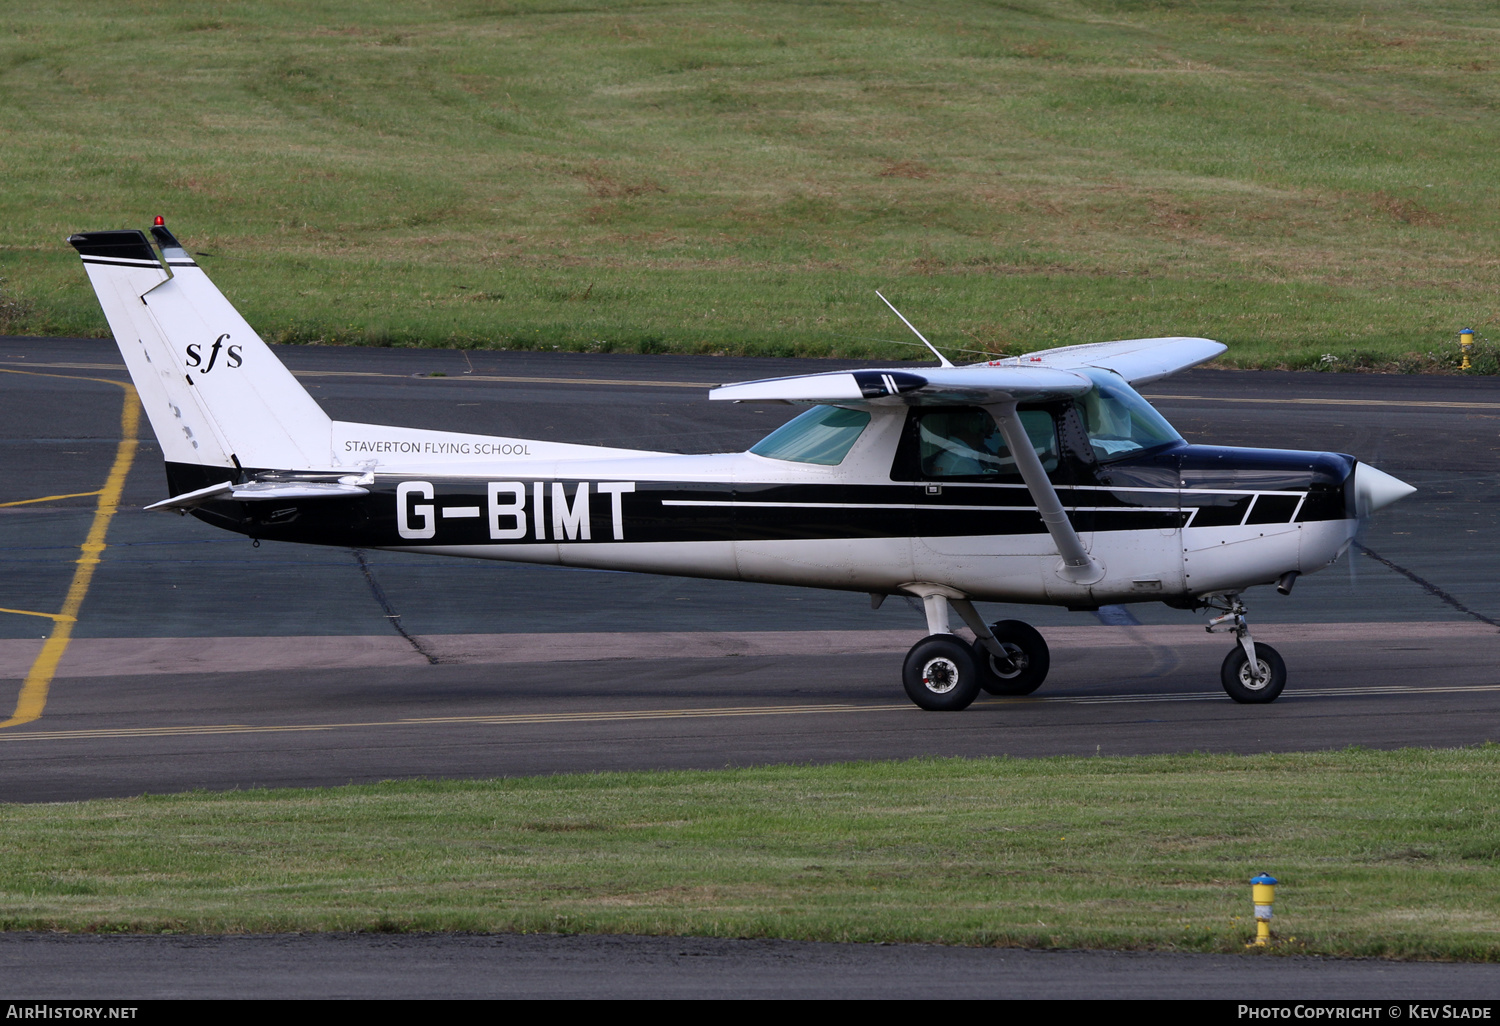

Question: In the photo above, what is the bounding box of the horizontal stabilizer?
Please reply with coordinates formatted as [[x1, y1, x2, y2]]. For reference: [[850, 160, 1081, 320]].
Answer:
[[711, 366, 1093, 406], [145, 479, 369, 513]]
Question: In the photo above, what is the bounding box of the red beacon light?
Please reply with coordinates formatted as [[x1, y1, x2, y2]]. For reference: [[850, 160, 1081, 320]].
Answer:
[[153, 216, 164, 226]]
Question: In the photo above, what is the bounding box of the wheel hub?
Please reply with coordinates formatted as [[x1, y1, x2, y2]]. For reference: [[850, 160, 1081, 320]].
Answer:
[[921, 657, 960, 694], [988, 643, 1026, 678], [1238, 659, 1272, 690]]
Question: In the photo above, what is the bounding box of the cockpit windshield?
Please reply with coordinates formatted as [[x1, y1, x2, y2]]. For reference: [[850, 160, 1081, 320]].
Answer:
[[750, 405, 871, 465], [1076, 369, 1182, 460]]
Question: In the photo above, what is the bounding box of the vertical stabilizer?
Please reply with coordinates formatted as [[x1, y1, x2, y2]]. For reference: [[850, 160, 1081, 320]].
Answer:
[[68, 226, 332, 471]]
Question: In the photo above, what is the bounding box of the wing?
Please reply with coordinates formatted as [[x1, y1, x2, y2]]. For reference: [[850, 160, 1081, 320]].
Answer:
[[1015, 336, 1225, 385], [709, 337, 1224, 405], [709, 366, 1093, 406]]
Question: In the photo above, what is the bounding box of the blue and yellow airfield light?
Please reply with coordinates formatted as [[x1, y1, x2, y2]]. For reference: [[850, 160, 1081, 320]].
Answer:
[[1250, 873, 1277, 947]]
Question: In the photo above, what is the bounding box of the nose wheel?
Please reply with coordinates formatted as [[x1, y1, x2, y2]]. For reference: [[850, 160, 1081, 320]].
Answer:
[[1221, 644, 1286, 704], [1206, 593, 1287, 704]]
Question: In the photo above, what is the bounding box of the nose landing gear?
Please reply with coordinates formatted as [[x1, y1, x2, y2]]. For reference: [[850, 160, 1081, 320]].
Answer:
[[1206, 594, 1286, 703]]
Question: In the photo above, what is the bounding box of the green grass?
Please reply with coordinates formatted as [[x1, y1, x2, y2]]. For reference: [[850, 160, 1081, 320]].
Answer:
[[4, 749, 1500, 958], [1, 1, 1498, 367]]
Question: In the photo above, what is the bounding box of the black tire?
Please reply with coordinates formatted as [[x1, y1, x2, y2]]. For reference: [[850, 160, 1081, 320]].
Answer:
[[1220, 643, 1286, 704], [972, 620, 1050, 696], [902, 635, 982, 711]]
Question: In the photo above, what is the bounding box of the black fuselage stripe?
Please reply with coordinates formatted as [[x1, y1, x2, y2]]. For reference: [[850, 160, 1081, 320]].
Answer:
[[169, 473, 1348, 548]]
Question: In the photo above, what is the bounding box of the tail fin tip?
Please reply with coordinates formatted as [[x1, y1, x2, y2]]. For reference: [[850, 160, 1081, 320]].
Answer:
[[67, 230, 160, 266], [149, 224, 197, 266]]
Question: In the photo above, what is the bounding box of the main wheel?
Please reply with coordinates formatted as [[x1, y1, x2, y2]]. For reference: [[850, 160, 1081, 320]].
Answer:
[[972, 620, 1050, 696], [1220, 643, 1286, 704], [902, 635, 982, 711]]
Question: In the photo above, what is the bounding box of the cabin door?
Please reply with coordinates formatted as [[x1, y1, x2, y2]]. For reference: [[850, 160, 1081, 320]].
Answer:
[[897, 405, 1069, 560]]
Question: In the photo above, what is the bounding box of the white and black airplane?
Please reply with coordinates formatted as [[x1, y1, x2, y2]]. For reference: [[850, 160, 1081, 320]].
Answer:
[[69, 222, 1415, 711]]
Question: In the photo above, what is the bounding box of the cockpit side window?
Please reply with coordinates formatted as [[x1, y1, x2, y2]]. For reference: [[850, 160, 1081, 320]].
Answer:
[[893, 406, 1058, 480], [1076, 370, 1182, 461], [750, 405, 872, 465]]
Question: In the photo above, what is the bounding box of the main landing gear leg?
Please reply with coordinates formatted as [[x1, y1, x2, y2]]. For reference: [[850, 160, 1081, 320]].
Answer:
[[901, 593, 983, 712], [1206, 594, 1286, 704], [951, 598, 1049, 697], [899, 594, 1051, 709]]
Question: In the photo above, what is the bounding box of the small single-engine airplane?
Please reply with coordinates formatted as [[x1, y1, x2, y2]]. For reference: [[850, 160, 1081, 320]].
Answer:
[[69, 222, 1415, 711]]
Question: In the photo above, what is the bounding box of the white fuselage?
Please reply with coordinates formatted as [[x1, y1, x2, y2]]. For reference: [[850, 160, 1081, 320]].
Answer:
[[335, 406, 1357, 608]]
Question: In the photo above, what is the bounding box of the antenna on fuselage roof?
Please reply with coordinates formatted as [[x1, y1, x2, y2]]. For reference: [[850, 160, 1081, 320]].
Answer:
[[875, 290, 955, 368]]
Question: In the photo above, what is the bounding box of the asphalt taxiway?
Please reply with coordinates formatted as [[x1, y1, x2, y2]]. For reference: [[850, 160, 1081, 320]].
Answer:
[[3, 338, 1499, 998], [9, 932, 1500, 999], [1, 339, 1497, 802]]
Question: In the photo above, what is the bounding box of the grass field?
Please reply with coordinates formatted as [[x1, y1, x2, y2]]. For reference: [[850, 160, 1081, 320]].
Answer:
[[1, 1, 1498, 367], [4, 749, 1500, 959]]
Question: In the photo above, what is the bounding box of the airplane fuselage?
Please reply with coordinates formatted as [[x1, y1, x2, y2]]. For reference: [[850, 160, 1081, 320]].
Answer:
[[166, 428, 1359, 610]]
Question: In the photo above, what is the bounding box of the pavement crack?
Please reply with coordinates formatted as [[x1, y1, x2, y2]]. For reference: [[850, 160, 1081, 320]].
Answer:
[[352, 548, 441, 664], [1356, 543, 1500, 630]]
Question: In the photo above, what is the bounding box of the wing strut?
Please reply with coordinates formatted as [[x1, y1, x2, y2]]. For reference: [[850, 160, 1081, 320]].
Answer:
[[987, 403, 1104, 584]]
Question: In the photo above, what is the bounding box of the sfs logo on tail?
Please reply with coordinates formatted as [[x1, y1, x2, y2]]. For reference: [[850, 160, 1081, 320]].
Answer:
[[184, 333, 243, 372]]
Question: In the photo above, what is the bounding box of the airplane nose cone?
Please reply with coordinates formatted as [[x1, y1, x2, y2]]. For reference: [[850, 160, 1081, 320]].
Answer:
[[1353, 462, 1416, 517]]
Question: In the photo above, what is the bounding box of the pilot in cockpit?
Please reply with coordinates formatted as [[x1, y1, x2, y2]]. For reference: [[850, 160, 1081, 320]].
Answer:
[[921, 409, 1012, 477]]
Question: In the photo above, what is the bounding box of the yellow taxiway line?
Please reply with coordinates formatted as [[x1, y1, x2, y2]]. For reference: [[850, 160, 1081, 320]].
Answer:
[[0, 369, 139, 729], [297, 370, 719, 389], [6, 682, 1500, 743], [0, 608, 75, 622], [1143, 393, 1500, 411], [0, 702, 912, 741], [7, 360, 1500, 408], [0, 360, 716, 390], [0, 491, 106, 508]]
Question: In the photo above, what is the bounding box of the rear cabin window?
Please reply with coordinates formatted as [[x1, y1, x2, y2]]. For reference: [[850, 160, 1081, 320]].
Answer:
[[914, 407, 1058, 479], [750, 405, 872, 466]]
